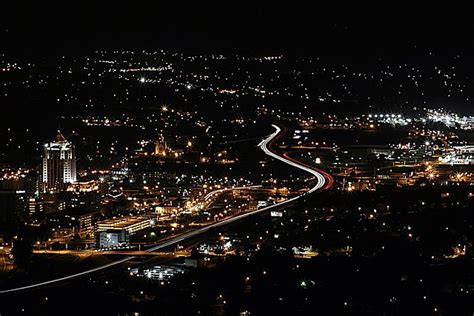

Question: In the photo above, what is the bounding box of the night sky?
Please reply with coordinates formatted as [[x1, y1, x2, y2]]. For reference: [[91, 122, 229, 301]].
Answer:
[[3, 4, 474, 56]]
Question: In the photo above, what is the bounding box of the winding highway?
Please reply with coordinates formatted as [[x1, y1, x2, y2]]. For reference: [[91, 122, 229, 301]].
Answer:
[[0, 124, 333, 294]]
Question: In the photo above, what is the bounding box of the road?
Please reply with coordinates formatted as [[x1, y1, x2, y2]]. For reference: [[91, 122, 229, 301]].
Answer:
[[33, 249, 190, 257], [0, 124, 333, 294]]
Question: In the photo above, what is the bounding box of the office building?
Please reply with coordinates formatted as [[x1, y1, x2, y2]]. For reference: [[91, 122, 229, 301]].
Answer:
[[41, 131, 77, 193]]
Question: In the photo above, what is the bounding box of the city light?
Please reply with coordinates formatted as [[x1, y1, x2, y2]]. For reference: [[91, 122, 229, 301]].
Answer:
[[0, 24, 473, 315]]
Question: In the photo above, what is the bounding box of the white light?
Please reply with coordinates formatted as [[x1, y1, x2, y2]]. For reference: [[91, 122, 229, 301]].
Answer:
[[140, 77, 146, 83]]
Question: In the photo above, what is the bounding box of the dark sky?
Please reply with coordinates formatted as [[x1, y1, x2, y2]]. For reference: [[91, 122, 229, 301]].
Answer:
[[2, 4, 474, 56]]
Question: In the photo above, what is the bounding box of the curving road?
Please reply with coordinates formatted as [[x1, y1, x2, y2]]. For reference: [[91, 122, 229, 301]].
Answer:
[[0, 124, 333, 294], [260, 124, 334, 193]]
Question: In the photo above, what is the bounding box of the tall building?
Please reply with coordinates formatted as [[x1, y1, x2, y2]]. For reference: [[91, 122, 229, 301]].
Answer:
[[0, 190, 28, 226], [41, 131, 77, 193], [154, 134, 168, 156]]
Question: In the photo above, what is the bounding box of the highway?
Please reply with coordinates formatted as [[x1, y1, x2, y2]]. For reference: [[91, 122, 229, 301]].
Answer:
[[0, 124, 333, 294], [260, 125, 334, 193]]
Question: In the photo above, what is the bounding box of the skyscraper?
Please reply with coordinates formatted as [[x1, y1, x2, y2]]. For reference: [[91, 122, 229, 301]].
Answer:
[[41, 131, 76, 193]]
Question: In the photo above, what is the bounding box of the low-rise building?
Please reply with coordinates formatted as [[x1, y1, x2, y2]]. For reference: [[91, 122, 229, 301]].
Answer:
[[96, 214, 156, 235]]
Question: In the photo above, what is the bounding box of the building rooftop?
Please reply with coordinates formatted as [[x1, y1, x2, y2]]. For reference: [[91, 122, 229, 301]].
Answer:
[[97, 215, 154, 229]]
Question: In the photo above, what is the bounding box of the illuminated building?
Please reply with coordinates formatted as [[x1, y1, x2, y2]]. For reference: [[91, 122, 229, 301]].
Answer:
[[28, 197, 45, 216], [66, 180, 98, 192], [97, 229, 129, 248], [439, 146, 474, 165], [41, 131, 77, 193], [154, 135, 168, 156], [96, 215, 156, 235]]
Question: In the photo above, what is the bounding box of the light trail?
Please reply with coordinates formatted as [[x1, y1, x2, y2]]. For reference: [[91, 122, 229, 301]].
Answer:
[[0, 124, 333, 294], [259, 125, 334, 192], [0, 256, 134, 294]]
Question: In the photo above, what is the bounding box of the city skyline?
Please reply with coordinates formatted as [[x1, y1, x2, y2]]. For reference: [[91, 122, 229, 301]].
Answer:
[[0, 7, 473, 316]]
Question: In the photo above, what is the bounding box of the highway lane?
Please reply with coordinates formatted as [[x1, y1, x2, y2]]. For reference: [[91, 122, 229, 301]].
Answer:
[[0, 256, 134, 294], [0, 124, 333, 294], [260, 124, 333, 192]]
